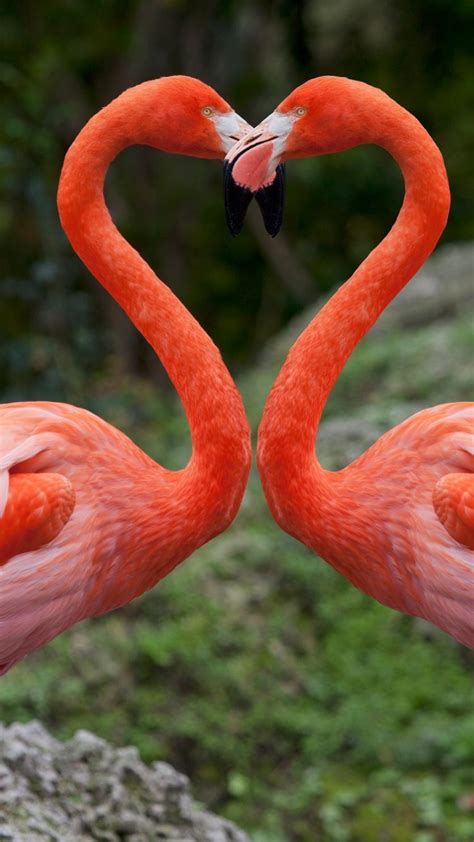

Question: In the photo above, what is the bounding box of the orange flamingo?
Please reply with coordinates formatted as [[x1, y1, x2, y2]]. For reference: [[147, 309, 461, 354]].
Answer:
[[226, 77, 474, 647], [0, 77, 253, 674]]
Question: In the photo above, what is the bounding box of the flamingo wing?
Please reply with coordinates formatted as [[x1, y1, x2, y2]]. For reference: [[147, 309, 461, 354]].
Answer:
[[433, 473, 474, 550], [0, 433, 76, 565], [420, 403, 474, 551]]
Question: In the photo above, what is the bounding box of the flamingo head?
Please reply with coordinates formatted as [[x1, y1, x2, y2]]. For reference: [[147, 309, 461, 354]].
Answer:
[[225, 77, 373, 235], [147, 76, 251, 159], [140, 76, 285, 237]]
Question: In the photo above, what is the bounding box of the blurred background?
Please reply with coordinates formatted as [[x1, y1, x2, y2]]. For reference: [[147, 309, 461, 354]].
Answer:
[[1, 1, 473, 840]]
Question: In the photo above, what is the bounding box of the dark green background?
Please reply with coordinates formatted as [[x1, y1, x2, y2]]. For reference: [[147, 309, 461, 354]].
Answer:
[[1, 2, 473, 840], [1, 0, 473, 393]]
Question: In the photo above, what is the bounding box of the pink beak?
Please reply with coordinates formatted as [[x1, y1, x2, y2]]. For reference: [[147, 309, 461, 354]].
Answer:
[[224, 120, 287, 237], [225, 127, 280, 192]]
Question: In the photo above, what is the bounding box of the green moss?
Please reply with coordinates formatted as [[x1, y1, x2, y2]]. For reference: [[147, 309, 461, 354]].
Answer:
[[1, 286, 473, 841]]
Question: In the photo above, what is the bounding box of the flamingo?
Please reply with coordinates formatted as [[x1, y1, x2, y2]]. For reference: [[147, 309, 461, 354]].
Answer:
[[0, 76, 255, 675], [226, 77, 474, 647]]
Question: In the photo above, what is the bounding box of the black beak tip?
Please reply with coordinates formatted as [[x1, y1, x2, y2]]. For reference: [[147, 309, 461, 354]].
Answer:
[[224, 159, 285, 238], [224, 159, 252, 237], [254, 164, 285, 238]]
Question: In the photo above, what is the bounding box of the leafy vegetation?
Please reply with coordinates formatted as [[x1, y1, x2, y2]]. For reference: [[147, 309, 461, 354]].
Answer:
[[1, 2, 474, 839], [1, 281, 473, 840], [1, 0, 473, 385]]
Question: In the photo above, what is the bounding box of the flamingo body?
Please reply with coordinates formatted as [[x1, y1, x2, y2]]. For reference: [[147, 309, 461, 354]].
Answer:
[[261, 402, 473, 645], [228, 77, 474, 646], [0, 78, 252, 673], [1, 401, 243, 674]]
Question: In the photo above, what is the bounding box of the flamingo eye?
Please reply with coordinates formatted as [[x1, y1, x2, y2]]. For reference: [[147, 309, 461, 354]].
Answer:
[[295, 106, 307, 117], [202, 106, 214, 117]]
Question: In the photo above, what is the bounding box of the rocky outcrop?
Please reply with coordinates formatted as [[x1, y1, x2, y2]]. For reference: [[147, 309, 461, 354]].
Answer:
[[261, 241, 474, 365], [247, 241, 474, 468], [0, 721, 249, 842]]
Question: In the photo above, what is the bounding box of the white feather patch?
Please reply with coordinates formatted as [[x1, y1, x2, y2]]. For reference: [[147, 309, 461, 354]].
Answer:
[[0, 471, 9, 519]]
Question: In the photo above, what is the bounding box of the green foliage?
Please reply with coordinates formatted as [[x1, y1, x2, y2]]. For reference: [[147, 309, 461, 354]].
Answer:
[[1, 0, 474, 388], [1, 3, 474, 839], [1, 311, 473, 840]]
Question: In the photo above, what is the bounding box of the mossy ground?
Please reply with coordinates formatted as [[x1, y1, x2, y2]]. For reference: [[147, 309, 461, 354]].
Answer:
[[1, 275, 473, 841]]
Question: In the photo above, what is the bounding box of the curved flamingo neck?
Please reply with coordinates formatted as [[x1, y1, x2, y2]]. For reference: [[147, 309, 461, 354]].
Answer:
[[258, 91, 450, 531], [57, 82, 250, 508]]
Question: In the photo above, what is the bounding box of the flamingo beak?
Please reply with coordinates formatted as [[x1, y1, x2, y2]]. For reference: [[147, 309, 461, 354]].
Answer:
[[213, 111, 253, 154], [224, 117, 290, 237]]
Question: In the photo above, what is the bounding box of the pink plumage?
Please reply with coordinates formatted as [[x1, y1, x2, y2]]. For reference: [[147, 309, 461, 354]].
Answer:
[[229, 77, 474, 647], [0, 77, 252, 674]]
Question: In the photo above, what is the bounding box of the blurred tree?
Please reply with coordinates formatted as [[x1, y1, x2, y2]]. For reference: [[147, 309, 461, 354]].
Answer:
[[1, 5, 473, 840], [0, 0, 473, 392]]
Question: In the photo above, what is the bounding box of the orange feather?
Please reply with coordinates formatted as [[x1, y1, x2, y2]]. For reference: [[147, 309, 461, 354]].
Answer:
[[0, 77, 252, 674], [234, 77, 474, 647], [0, 473, 75, 565], [433, 473, 474, 551]]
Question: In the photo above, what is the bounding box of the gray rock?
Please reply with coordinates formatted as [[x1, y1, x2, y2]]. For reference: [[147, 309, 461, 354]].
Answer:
[[261, 241, 474, 366], [0, 722, 250, 842]]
